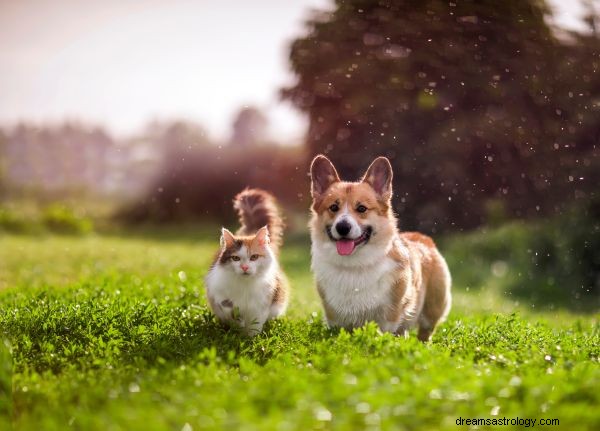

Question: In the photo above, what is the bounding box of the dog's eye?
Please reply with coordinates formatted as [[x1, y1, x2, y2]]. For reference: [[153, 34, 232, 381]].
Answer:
[[329, 203, 339, 212], [231, 256, 240, 261], [250, 254, 259, 261], [356, 205, 367, 213]]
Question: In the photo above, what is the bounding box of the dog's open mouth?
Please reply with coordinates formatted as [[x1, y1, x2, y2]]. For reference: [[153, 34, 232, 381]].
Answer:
[[335, 227, 372, 256]]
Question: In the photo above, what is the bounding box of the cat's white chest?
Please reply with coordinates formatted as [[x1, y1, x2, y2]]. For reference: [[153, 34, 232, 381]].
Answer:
[[206, 267, 273, 329]]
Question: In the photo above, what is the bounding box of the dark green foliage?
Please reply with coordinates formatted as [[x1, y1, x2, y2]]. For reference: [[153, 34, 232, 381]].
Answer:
[[284, 0, 600, 232], [443, 203, 600, 311]]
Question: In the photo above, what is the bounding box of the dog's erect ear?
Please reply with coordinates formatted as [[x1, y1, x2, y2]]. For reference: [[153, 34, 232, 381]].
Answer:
[[220, 228, 235, 249], [361, 157, 393, 201], [310, 155, 340, 198]]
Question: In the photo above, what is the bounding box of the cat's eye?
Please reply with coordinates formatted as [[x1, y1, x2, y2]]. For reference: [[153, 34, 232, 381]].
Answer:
[[356, 205, 367, 213], [329, 203, 339, 212], [250, 254, 259, 261], [231, 256, 240, 261]]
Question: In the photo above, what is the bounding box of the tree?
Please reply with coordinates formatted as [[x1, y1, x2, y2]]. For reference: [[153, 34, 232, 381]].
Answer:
[[283, 0, 599, 231]]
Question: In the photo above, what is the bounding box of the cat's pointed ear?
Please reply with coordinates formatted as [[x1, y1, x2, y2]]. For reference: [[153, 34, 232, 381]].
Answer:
[[361, 156, 393, 201], [254, 226, 270, 246], [220, 228, 235, 249], [310, 155, 340, 199]]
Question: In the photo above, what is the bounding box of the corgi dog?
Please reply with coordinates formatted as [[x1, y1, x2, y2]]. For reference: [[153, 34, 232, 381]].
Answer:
[[309, 155, 451, 341], [205, 189, 288, 336]]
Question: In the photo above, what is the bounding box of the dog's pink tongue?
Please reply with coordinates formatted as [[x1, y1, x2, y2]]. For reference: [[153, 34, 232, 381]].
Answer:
[[336, 240, 355, 256]]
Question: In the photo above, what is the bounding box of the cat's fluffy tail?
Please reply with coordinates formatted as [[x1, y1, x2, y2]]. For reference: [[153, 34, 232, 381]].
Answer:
[[233, 188, 284, 254]]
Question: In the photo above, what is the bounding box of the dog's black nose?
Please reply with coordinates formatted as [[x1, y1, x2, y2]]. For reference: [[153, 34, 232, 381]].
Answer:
[[335, 220, 351, 237]]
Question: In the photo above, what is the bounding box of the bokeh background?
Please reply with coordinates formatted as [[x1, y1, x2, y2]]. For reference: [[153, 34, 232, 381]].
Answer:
[[0, 0, 598, 311]]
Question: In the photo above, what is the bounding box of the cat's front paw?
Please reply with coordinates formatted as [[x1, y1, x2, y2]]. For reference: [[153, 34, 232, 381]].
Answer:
[[242, 324, 264, 337]]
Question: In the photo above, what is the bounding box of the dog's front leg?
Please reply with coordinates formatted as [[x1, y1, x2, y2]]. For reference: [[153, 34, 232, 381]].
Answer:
[[316, 283, 341, 328]]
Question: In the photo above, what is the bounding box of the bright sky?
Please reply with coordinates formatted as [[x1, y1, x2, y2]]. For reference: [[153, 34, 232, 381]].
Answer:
[[0, 0, 591, 143]]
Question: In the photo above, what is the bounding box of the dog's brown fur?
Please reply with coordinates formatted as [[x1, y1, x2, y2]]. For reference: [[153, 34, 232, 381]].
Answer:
[[309, 155, 451, 340]]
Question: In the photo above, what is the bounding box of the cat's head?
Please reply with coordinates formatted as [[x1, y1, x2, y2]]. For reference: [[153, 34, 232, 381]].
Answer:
[[218, 226, 273, 276]]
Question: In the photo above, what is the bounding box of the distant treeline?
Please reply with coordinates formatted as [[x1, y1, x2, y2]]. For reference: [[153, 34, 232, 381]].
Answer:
[[0, 122, 165, 200], [2, 0, 599, 233], [0, 112, 302, 215], [0, 120, 310, 225]]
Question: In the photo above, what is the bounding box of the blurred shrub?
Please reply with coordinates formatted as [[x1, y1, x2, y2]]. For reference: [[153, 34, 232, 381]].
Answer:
[[41, 204, 93, 234], [0, 203, 94, 235], [119, 145, 308, 226], [443, 199, 600, 311], [484, 199, 508, 228], [0, 207, 35, 233]]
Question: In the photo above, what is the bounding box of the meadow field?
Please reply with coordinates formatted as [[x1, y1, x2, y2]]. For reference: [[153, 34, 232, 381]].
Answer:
[[0, 226, 598, 430], [2, 0, 600, 429]]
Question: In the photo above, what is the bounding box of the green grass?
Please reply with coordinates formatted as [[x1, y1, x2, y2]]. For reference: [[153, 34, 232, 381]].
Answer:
[[0, 229, 598, 430]]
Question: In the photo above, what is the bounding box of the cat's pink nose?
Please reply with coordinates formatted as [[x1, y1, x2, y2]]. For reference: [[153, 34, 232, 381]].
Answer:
[[241, 264, 249, 272]]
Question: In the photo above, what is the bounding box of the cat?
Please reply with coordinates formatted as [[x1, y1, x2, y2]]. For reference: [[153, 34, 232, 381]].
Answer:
[[205, 188, 288, 336]]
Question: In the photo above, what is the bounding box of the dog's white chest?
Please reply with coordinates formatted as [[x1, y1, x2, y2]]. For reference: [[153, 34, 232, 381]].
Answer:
[[312, 255, 398, 328]]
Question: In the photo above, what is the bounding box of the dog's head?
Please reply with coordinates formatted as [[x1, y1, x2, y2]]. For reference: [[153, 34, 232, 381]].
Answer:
[[309, 155, 397, 258]]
